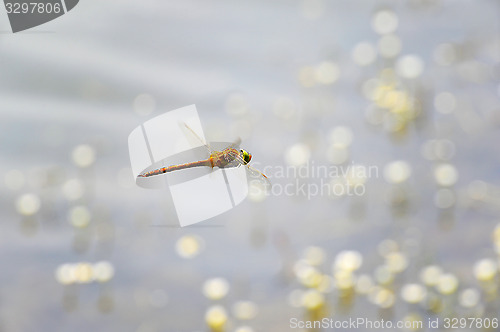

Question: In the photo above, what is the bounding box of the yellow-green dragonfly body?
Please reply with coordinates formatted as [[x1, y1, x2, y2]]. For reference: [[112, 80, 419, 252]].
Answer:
[[138, 124, 268, 182]]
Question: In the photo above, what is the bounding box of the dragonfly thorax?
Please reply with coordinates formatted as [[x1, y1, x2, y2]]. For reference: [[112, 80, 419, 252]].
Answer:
[[211, 148, 239, 168]]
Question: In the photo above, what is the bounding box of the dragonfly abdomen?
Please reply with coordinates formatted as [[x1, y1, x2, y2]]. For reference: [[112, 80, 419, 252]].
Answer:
[[139, 159, 212, 178]]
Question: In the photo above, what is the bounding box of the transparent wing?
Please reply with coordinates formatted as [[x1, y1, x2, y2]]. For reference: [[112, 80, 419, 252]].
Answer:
[[180, 122, 213, 154], [228, 137, 242, 150]]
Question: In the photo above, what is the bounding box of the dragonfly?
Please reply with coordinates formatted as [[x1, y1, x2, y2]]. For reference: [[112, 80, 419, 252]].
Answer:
[[138, 123, 270, 185]]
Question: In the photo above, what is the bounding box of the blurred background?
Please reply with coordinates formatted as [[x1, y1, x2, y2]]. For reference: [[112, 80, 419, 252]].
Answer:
[[1, 0, 500, 331]]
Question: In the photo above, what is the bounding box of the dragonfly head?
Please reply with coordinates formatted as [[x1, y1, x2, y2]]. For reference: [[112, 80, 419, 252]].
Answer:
[[240, 149, 252, 164]]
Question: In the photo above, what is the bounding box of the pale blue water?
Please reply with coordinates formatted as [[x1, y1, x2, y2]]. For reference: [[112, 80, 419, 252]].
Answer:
[[1, 1, 499, 331]]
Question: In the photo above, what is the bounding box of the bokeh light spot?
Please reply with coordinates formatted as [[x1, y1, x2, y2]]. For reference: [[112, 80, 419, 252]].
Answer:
[[203, 278, 230, 300], [396, 55, 425, 79], [133, 93, 156, 116], [352, 42, 377, 66], [371, 10, 399, 34], [176, 235, 204, 259], [71, 144, 96, 168], [16, 193, 41, 216]]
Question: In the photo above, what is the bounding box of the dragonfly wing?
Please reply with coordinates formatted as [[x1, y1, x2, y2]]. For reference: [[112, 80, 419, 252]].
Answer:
[[181, 122, 213, 154], [228, 137, 242, 150], [232, 153, 271, 187]]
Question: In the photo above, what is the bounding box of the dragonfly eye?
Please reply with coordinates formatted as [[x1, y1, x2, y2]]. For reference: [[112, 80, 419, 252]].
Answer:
[[240, 149, 252, 164]]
